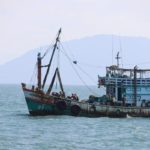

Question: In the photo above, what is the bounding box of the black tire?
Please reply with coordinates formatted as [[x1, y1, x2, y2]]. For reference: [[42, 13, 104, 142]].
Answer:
[[56, 101, 67, 111], [71, 105, 81, 116]]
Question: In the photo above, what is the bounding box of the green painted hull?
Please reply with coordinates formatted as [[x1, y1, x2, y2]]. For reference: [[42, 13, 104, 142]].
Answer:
[[25, 97, 73, 116], [22, 87, 76, 116], [26, 97, 55, 115]]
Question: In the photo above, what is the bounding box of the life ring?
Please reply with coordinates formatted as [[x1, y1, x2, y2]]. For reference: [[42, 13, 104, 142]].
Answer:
[[56, 101, 67, 111], [71, 105, 81, 116]]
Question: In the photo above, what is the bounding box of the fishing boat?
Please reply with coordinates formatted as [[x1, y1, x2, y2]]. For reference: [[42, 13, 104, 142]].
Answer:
[[21, 29, 81, 116], [78, 52, 150, 118], [22, 29, 150, 118]]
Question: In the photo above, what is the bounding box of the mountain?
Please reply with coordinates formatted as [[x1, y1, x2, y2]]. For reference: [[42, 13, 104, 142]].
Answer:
[[1, 35, 150, 85]]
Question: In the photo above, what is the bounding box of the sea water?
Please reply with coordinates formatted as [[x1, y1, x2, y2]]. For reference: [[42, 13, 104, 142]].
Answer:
[[0, 85, 150, 150]]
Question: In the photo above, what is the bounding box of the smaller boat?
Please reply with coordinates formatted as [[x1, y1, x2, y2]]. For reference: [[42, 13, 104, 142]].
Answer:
[[21, 29, 81, 116]]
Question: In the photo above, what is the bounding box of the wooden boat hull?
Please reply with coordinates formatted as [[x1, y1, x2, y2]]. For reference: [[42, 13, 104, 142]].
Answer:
[[22, 87, 125, 117], [22, 88, 69, 115], [25, 97, 55, 115], [22, 87, 83, 116]]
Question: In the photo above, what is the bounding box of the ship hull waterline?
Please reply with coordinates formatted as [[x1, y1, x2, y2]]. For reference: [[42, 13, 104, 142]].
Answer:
[[23, 88, 150, 118]]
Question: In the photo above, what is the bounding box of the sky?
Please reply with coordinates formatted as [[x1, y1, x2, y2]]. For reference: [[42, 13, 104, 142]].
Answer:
[[1, 0, 150, 65]]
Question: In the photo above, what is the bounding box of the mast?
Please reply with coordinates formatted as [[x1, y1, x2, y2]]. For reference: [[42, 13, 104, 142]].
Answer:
[[46, 67, 65, 95], [42, 28, 61, 89], [115, 52, 121, 67], [37, 53, 42, 89]]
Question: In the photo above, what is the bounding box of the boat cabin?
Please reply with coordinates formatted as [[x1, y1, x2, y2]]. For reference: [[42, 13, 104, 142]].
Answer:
[[98, 65, 150, 107]]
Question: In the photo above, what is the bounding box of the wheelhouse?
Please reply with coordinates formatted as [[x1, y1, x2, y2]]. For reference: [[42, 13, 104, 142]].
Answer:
[[98, 65, 150, 106]]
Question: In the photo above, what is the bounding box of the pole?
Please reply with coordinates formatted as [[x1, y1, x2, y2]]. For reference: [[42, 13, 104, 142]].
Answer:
[[133, 66, 137, 106], [37, 53, 42, 89], [42, 28, 61, 89]]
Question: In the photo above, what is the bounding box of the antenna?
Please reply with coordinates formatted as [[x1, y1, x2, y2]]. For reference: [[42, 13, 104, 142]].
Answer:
[[119, 36, 123, 67], [112, 35, 114, 65], [115, 52, 121, 67]]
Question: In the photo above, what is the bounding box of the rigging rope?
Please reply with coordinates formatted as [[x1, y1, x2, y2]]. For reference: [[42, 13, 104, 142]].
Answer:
[[30, 62, 37, 85], [63, 42, 76, 61], [41, 45, 53, 59], [60, 43, 99, 96], [75, 64, 97, 84], [76, 61, 106, 68], [62, 42, 105, 68], [29, 45, 53, 86], [119, 36, 123, 68], [57, 45, 60, 69], [112, 35, 114, 65]]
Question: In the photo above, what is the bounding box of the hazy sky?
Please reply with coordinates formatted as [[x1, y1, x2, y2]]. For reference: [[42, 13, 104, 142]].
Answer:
[[1, 0, 150, 64]]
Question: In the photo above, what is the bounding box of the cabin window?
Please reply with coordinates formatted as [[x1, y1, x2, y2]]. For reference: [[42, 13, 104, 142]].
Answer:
[[137, 96, 141, 101], [146, 87, 150, 91], [126, 96, 131, 100], [137, 88, 141, 92], [127, 87, 132, 91], [126, 87, 141, 92], [127, 95, 141, 101]]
